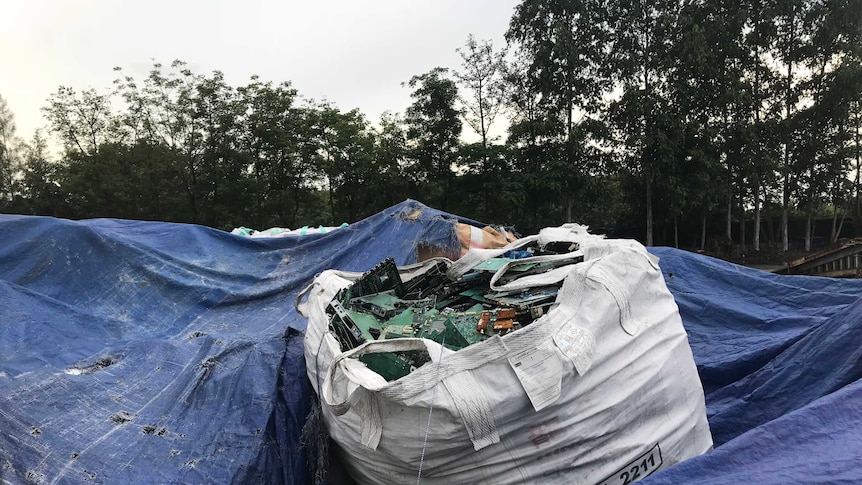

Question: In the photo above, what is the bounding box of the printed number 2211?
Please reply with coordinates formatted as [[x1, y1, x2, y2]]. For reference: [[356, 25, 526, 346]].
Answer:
[[597, 444, 662, 485], [619, 452, 656, 485]]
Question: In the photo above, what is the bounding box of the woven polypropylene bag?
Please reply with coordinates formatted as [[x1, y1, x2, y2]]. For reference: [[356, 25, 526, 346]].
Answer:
[[301, 229, 712, 485]]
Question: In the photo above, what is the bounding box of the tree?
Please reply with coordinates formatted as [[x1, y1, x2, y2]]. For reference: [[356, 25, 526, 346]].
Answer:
[[823, 50, 862, 238], [14, 130, 68, 216], [0, 94, 19, 206], [500, 52, 559, 230], [606, 0, 680, 246], [770, 0, 811, 251], [507, 0, 610, 223], [43, 87, 115, 157], [308, 103, 377, 223], [454, 34, 507, 151], [669, 0, 750, 249], [404, 68, 462, 211], [113, 61, 211, 223], [236, 77, 309, 228], [374, 112, 412, 206], [191, 71, 245, 229], [802, 0, 862, 242]]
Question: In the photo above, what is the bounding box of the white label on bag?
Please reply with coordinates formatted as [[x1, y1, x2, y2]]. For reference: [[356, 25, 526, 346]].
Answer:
[[553, 325, 596, 375], [508, 341, 563, 411], [596, 443, 663, 485]]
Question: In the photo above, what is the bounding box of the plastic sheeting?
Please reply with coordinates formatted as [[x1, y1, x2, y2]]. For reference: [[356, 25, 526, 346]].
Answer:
[[0, 201, 461, 485], [2, 201, 862, 484], [641, 248, 862, 485]]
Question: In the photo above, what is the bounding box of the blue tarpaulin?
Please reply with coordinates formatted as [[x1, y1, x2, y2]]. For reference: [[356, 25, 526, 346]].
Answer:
[[1, 200, 861, 484], [0, 201, 460, 484], [642, 248, 862, 485]]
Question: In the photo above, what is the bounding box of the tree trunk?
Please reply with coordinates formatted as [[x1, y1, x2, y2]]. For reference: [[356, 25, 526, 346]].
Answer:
[[753, 178, 761, 251], [673, 212, 679, 249], [804, 213, 812, 251], [739, 187, 746, 254], [781, 146, 791, 251], [781, 32, 793, 252], [291, 181, 302, 228], [186, 154, 199, 223], [856, 110, 862, 235], [479, 76, 488, 151], [646, 176, 654, 246], [442, 171, 451, 212], [831, 204, 838, 243], [833, 203, 847, 243], [701, 211, 707, 251], [328, 173, 335, 224], [726, 193, 732, 241], [643, 29, 653, 248]]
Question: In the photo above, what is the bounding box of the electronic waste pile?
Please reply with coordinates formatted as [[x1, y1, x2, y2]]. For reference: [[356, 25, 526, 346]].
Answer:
[[326, 242, 583, 381], [305, 225, 713, 484]]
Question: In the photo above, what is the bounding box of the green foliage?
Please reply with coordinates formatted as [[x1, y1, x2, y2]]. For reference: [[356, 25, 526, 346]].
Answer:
[[505, 0, 612, 226], [404, 67, 462, 210], [0, 94, 18, 207], [12, 131, 66, 216], [5, 0, 862, 249]]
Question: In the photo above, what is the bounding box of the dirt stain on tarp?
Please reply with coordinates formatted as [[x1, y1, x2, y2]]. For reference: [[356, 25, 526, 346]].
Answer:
[[142, 425, 169, 437], [66, 357, 118, 375], [109, 411, 136, 425], [16, 255, 53, 286]]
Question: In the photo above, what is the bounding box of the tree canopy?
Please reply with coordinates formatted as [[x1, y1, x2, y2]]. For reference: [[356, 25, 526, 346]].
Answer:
[[2, 0, 862, 254]]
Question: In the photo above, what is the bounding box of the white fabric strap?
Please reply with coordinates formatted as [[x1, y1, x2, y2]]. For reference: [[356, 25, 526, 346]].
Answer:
[[588, 263, 639, 335], [443, 372, 501, 450], [355, 388, 383, 449], [321, 339, 429, 414], [295, 282, 317, 317], [381, 336, 508, 400], [323, 338, 502, 450]]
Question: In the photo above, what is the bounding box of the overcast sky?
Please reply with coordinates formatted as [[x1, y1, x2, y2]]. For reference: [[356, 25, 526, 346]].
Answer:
[[1, 0, 520, 143]]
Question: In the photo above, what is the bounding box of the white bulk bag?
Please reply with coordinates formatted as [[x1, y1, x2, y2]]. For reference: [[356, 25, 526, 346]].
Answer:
[[300, 227, 712, 484]]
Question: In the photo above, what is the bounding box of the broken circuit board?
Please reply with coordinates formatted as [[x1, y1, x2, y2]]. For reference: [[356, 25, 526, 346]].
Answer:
[[326, 245, 582, 381]]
